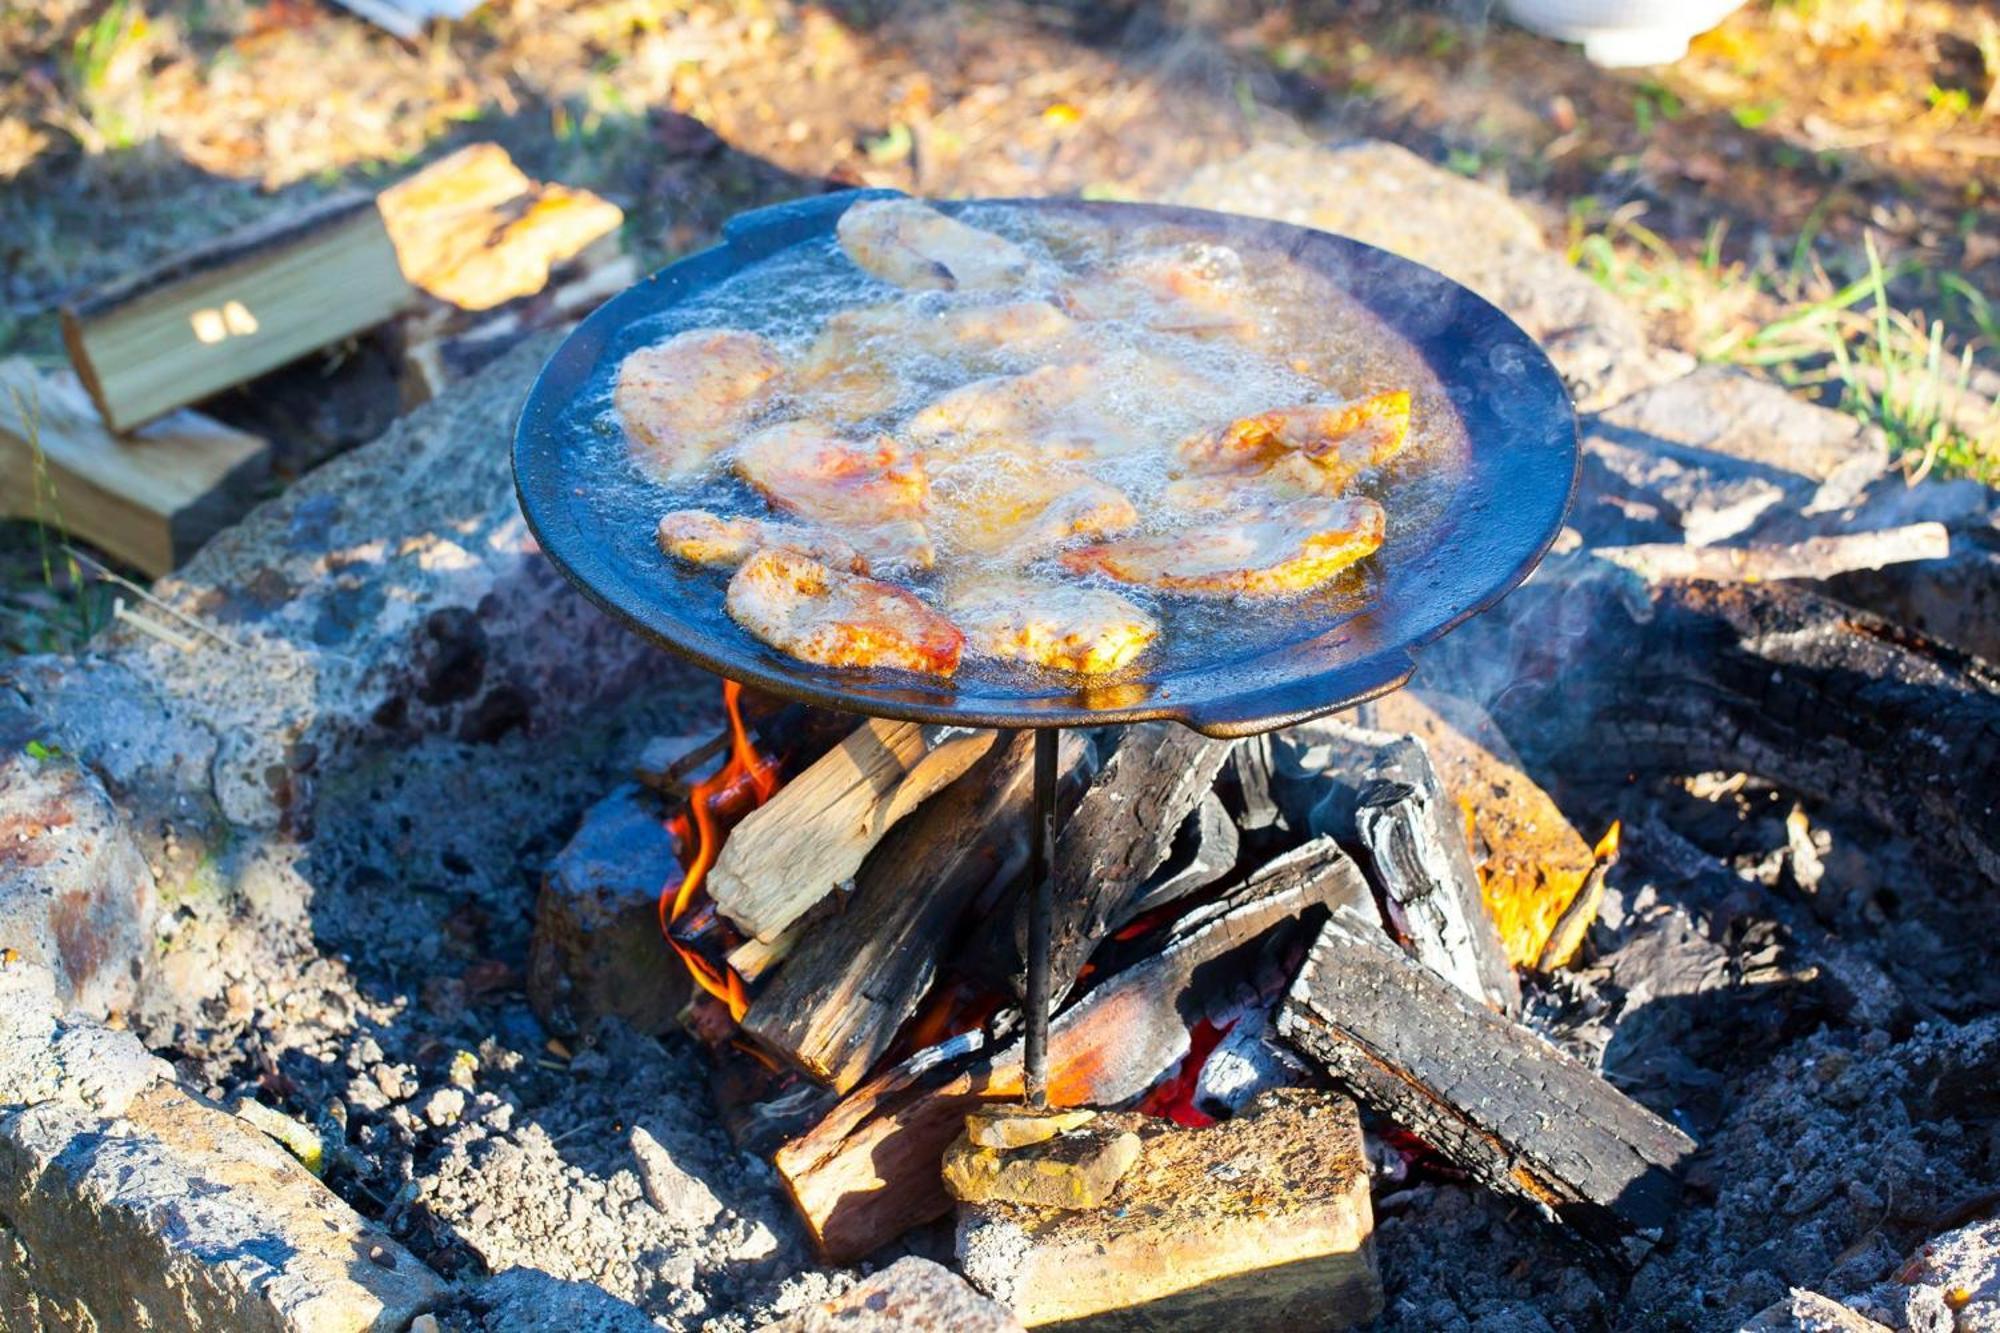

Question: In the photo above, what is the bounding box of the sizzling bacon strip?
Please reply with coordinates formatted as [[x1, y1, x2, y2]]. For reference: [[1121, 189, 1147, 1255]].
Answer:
[[725, 548, 964, 676]]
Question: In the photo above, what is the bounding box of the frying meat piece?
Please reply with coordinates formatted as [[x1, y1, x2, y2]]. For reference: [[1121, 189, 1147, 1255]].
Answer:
[[726, 549, 964, 676], [947, 573, 1158, 674], [909, 351, 1221, 463], [1060, 496, 1386, 598], [616, 329, 782, 479], [1060, 244, 1260, 339], [836, 199, 1033, 291], [1175, 390, 1412, 498], [792, 299, 1077, 422], [657, 509, 867, 573], [929, 461, 1138, 559], [732, 421, 935, 569]]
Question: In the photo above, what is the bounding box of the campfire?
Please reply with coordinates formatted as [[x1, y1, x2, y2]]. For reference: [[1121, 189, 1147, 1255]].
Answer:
[[526, 668, 1696, 1324]]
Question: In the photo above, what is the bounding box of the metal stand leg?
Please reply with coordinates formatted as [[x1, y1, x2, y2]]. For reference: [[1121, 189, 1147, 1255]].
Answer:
[[1023, 726, 1060, 1108]]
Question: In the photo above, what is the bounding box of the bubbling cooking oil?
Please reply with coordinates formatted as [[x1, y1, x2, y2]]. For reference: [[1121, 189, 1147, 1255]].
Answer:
[[563, 204, 1470, 688]]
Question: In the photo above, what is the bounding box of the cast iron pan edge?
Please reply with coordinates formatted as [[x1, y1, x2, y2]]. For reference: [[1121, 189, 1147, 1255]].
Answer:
[[514, 190, 1580, 738]]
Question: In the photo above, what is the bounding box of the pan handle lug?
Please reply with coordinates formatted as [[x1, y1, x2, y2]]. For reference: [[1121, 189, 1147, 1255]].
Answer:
[[722, 187, 908, 261], [1176, 650, 1418, 739]]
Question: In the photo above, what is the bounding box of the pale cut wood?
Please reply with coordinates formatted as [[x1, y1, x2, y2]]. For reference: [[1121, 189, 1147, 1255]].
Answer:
[[378, 143, 624, 312], [0, 359, 268, 577], [1277, 910, 1696, 1259], [1354, 736, 1519, 1014], [743, 732, 1073, 1092], [709, 721, 997, 942], [1596, 524, 1950, 583], [775, 837, 1370, 1262], [62, 193, 415, 433]]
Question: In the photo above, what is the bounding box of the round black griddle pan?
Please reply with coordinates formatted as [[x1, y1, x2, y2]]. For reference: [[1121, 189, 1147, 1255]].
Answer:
[[513, 190, 1579, 739]]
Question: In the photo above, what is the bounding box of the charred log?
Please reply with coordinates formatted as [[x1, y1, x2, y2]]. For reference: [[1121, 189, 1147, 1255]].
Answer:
[[1278, 910, 1696, 1260]]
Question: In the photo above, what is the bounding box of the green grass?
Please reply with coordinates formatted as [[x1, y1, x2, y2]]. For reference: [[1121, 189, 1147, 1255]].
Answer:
[[1, 387, 111, 657], [1570, 209, 1998, 484]]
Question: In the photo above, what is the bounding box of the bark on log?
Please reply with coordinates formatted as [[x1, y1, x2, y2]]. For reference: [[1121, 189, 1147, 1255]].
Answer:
[[1595, 523, 1950, 583], [741, 732, 1083, 1093], [1002, 724, 1234, 1003], [776, 837, 1369, 1262], [1277, 911, 1695, 1260], [1354, 736, 1519, 1013]]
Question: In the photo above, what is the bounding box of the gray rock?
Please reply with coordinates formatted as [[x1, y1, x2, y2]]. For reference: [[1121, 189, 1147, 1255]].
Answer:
[[0, 1081, 441, 1330], [0, 733, 158, 1018], [1592, 365, 1886, 488], [528, 783, 690, 1039], [1742, 1289, 1894, 1331], [1881, 1217, 2000, 1332], [1169, 139, 1691, 410], [630, 1124, 725, 1232], [472, 1268, 659, 1333], [0, 961, 169, 1116], [755, 1257, 1024, 1332]]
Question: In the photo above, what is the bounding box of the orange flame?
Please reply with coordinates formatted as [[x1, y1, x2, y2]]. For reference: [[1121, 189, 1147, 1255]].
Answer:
[[1594, 819, 1623, 863], [660, 682, 780, 1022]]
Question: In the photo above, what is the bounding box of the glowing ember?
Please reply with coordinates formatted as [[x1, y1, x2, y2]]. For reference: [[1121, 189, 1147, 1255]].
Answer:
[[1134, 1018, 1235, 1127], [660, 681, 780, 1021]]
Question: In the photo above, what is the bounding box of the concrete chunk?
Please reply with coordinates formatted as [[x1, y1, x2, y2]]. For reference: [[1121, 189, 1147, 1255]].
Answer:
[[957, 1090, 1379, 1330], [0, 1081, 442, 1331]]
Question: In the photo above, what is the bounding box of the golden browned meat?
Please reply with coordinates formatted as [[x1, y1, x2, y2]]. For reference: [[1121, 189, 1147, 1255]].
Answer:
[[656, 509, 867, 573], [946, 573, 1158, 674], [1059, 244, 1260, 339], [1060, 496, 1386, 598], [835, 199, 1033, 291], [929, 460, 1138, 559], [1176, 390, 1412, 495], [725, 548, 964, 676], [731, 421, 935, 569], [791, 299, 1077, 423], [615, 329, 783, 479]]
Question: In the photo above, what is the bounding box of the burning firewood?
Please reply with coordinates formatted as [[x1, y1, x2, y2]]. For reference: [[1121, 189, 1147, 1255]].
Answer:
[[1114, 789, 1240, 928], [1353, 735, 1520, 1013], [774, 837, 1369, 1262], [1360, 689, 1599, 968], [740, 731, 1088, 1093], [707, 719, 997, 943], [996, 723, 1235, 1006], [1277, 909, 1696, 1259]]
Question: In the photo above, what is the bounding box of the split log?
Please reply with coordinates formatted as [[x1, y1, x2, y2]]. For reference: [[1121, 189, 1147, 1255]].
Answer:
[[1225, 731, 1286, 832], [0, 360, 269, 577], [776, 837, 1370, 1262], [1431, 572, 2000, 891], [1595, 523, 1949, 583], [61, 193, 415, 432], [1115, 789, 1239, 927], [377, 143, 624, 313], [1359, 690, 1597, 968], [1354, 736, 1519, 1013], [742, 732, 1086, 1093], [1277, 910, 1696, 1259], [1002, 724, 1234, 1003], [709, 721, 997, 942]]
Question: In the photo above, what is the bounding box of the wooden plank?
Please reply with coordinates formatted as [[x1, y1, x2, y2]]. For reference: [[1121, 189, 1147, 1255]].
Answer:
[[1595, 524, 1950, 583], [1354, 736, 1519, 1013], [0, 359, 268, 576], [62, 193, 415, 433], [742, 732, 1084, 1093], [709, 720, 997, 942], [1277, 910, 1696, 1259], [775, 837, 1370, 1262]]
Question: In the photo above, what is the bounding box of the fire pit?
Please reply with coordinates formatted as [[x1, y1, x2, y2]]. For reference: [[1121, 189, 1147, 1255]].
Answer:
[[514, 188, 1580, 1107]]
